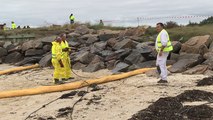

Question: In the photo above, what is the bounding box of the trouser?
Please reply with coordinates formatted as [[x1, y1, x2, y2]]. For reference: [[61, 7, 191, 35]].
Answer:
[[61, 55, 72, 79], [156, 52, 169, 81], [70, 20, 74, 24], [51, 59, 63, 80]]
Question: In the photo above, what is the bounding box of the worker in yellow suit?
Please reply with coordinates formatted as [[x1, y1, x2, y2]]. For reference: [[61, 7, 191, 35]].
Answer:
[[60, 33, 74, 80], [51, 37, 64, 84], [11, 21, 16, 29]]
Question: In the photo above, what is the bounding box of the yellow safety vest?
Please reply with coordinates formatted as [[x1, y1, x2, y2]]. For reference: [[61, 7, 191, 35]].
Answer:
[[156, 29, 173, 52], [12, 23, 16, 29], [51, 41, 62, 60], [70, 16, 75, 21], [61, 40, 70, 57]]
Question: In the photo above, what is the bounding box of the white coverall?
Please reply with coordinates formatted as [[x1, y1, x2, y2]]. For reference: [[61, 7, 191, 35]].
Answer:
[[155, 30, 169, 81]]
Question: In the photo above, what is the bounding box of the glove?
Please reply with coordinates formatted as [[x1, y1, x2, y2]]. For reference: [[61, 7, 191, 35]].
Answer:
[[58, 59, 64, 68]]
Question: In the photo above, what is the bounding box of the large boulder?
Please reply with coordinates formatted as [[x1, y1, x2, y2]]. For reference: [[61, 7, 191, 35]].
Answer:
[[90, 42, 107, 54], [113, 39, 135, 50], [169, 57, 203, 73], [4, 52, 24, 63], [25, 49, 44, 56], [124, 49, 145, 65], [0, 47, 8, 58], [15, 56, 42, 66], [119, 27, 146, 38], [82, 62, 105, 72], [22, 40, 44, 51], [3, 41, 12, 49], [112, 62, 130, 74], [0, 41, 5, 47], [180, 35, 212, 54], [86, 35, 99, 44], [74, 51, 95, 64], [43, 45, 51, 53], [98, 30, 120, 41], [39, 53, 52, 67], [74, 25, 90, 35], [172, 41, 182, 53], [40, 36, 56, 44], [67, 32, 81, 38], [183, 65, 209, 74], [107, 38, 118, 47], [72, 62, 86, 70]]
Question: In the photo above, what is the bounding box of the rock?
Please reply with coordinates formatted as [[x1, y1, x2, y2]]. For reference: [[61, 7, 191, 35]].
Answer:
[[106, 60, 116, 70], [117, 49, 132, 60], [8, 45, 22, 53], [22, 40, 44, 51], [4, 52, 24, 63], [86, 36, 98, 44], [98, 30, 119, 41], [74, 51, 95, 64], [90, 42, 107, 54], [75, 25, 90, 35], [25, 49, 44, 56], [3, 41, 12, 49], [83, 62, 104, 72], [98, 50, 114, 57], [43, 45, 51, 53], [107, 38, 118, 47], [68, 41, 81, 47], [112, 62, 130, 74], [0, 47, 8, 58], [113, 39, 135, 50], [145, 69, 160, 78], [124, 49, 145, 65], [80, 34, 93, 40], [0, 58, 3, 64], [203, 59, 213, 70], [169, 58, 202, 73], [41, 36, 57, 44], [178, 53, 204, 61], [90, 55, 103, 64], [204, 70, 213, 77], [72, 62, 87, 70], [183, 65, 209, 74], [119, 27, 146, 38], [136, 42, 155, 49], [180, 35, 212, 54], [6, 44, 16, 51], [0, 41, 5, 47], [15, 56, 42, 66], [172, 41, 182, 53], [67, 32, 81, 38], [39, 53, 52, 67], [105, 53, 119, 61], [170, 53, 180, 61]]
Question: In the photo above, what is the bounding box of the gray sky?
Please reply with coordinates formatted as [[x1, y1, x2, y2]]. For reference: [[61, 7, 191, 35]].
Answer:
[[0, 0, 213, 27]]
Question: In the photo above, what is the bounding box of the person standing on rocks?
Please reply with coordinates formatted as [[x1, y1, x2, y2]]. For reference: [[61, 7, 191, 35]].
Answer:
[[155, 23, 173, 83], [51, 37, 64, 84], [69, 14, 75, 24], [11, 21, 17, 29], [60, 33, 74, 81]]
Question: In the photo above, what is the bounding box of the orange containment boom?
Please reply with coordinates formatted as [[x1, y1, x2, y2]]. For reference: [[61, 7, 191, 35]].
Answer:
[[0, 67, 155, 99], [0, 64, 39, 75]]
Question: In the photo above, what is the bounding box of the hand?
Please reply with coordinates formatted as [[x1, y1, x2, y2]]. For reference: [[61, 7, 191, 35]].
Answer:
[[159, 51, 163, 56], [62, 48, 69, 52], [58, 60, 64, 68]]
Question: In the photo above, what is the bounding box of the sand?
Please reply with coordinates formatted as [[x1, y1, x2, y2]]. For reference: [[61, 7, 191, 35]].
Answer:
[[0, 64, 212, 120]]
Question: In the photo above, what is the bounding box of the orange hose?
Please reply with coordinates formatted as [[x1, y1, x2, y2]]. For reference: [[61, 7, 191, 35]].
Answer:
[[0, 67, 155, 99], [0, 64, 39, 75]]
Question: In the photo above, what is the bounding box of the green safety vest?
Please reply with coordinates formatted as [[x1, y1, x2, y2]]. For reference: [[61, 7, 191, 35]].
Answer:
[[12, 23, 16, 29], [157, 29, 173, 52], [70, 16, 75, 20]]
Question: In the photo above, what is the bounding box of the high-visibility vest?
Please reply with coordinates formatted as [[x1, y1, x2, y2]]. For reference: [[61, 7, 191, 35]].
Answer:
[[51, 41, 62, 60], [156, 29, 173, 52], [70, 16, 75, 21], [61, 40, 70, 58], [12, 23, 16, 29]]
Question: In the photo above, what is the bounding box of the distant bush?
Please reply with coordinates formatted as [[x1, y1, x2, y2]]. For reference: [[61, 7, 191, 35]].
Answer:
[[164, 21, 179, 28]]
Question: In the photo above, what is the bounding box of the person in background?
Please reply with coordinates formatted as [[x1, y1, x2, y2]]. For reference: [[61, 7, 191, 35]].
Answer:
[[3, 23, 7, 31], [11, 21, 17, 29], [155, 22, 173, 83], [69, 14, 75, 24]]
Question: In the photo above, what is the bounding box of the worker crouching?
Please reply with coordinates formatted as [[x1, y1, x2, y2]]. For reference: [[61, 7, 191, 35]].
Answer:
[[51, 37, 64, 84]]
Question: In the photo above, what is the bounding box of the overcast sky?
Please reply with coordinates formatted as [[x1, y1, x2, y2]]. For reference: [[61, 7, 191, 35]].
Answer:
[[0, 0, 213, 27]]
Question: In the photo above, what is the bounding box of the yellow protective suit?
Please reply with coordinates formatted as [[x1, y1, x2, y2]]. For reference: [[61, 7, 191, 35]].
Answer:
[[51, 41, 63, 80], [61, 40, 72, 79]]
